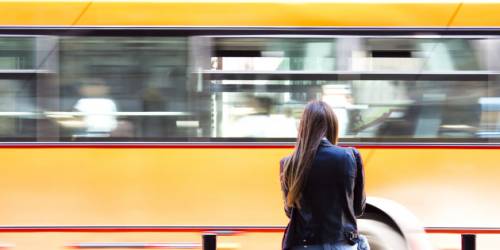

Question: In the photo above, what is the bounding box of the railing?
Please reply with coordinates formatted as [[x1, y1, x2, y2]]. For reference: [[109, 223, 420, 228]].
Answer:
[[0, 226, 499, 250], [425, 227, 500, 250]]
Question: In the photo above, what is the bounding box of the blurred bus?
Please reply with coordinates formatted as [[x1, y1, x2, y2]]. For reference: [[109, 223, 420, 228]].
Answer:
[[1, 1, 500, 250]]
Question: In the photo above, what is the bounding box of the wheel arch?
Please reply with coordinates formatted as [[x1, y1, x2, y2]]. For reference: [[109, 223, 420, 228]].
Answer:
[[362, 201, 404, 235], [360, 197, 433, 250]]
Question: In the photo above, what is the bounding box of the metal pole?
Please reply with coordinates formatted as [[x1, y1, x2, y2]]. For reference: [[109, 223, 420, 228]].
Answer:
[[202, 233, 216, 250], [461, 234, 476, 250]]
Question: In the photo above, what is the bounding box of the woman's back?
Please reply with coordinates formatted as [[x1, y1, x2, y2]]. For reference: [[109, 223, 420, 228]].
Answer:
[[279, 101, 365, 250], [281, 140, 365, 249]]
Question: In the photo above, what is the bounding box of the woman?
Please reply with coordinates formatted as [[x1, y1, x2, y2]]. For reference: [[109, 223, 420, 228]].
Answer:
[[280, 101, 369, 250]]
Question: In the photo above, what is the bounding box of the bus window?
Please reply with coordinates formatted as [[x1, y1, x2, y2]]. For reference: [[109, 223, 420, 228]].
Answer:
[[0, 79, 37, 139], [54, 36, 201, 141], [0, 37, 37, 140], [0, 37, 34, 70], [207, 36, 497, 142], [0, 34, 499, 142]]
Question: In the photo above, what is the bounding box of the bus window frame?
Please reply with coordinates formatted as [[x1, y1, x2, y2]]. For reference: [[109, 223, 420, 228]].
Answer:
[[0, 27, 499, 144]]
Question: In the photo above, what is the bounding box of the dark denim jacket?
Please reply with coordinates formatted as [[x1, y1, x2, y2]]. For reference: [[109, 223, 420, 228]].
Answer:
[[280, 139, 366, 249]]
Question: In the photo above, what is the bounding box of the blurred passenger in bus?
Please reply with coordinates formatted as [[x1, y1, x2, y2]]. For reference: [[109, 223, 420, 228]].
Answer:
[[229, 96, 296, 138], [74, 80, 117, 137], [111, 120, 134, 138], [141, 87, 167, 138], [280, 101, 369, 250]]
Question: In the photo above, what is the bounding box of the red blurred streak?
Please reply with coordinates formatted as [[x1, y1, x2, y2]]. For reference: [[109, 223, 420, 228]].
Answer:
[[1, 226, 500, 235], [425, 227, 500, 234], [0, 226, 284, 233], [0, 144, 499, 149], [0, 144, 293, 149], [65, 243, 201, 249]]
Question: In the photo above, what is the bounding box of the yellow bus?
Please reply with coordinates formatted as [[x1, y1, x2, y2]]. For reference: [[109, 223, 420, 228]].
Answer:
[[1, 1, 500, 250]]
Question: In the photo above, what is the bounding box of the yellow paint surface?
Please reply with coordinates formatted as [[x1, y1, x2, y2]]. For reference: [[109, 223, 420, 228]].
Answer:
[[0, 147, 499, 249], [0, 1, 498, 27]]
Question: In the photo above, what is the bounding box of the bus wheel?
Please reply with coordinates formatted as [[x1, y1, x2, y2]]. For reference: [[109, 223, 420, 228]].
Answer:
[[358, 219, 407, 250]]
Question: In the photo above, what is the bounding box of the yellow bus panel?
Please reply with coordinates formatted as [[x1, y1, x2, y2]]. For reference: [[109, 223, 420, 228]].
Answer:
[[0, 147, 499, 249], [0, 1, 500, 27]]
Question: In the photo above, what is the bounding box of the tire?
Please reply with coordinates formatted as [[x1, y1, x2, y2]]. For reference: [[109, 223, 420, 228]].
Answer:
[[358, 219, 408, 250]]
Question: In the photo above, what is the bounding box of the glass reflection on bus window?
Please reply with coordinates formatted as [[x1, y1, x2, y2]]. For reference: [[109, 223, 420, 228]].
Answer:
[[213, 38, 337, 72], [0, 37, 34, 70]]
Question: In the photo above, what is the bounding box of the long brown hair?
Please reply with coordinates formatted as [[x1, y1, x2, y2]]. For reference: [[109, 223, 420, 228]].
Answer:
[[281, 100, 339, 208]]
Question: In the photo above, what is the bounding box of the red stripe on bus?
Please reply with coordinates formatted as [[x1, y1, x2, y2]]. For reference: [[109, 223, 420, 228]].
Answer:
[[1, 226, 500, 235], [0, 144, 498, 149], [0, 144, 293, 149]]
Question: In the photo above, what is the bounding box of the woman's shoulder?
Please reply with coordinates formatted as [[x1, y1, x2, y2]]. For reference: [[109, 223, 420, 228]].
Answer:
[[320, 145, 358, 160], [321, 143, 347, 152]]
